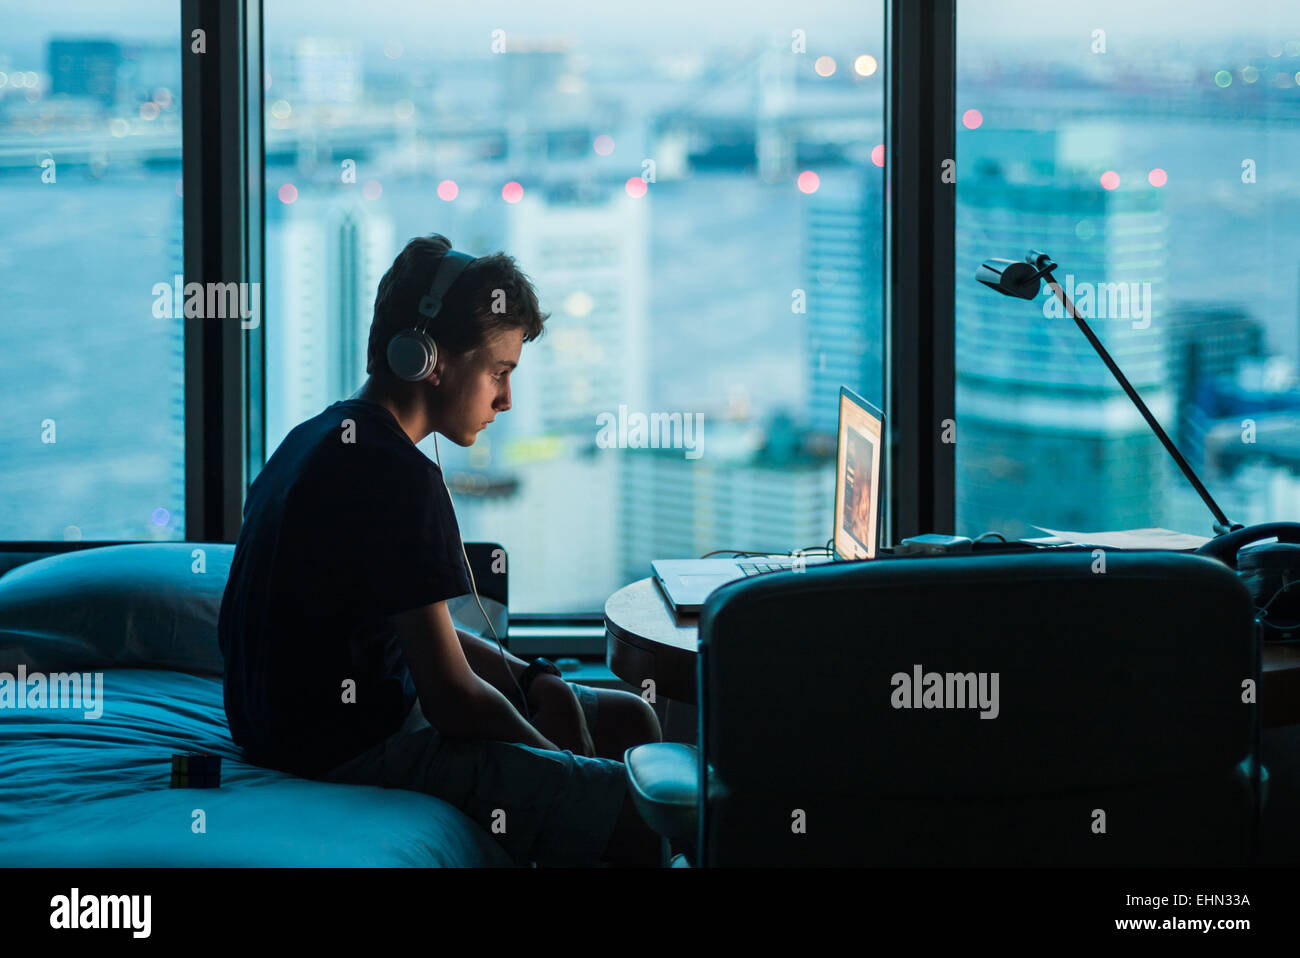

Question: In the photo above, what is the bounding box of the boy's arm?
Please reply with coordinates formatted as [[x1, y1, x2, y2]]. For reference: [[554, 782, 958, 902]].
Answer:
[[392, 599, 559, 751], [454, 626, 569, 716]]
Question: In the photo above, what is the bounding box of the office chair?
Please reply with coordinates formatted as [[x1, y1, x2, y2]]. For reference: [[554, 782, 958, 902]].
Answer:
[[624, 550, 1263, 866]]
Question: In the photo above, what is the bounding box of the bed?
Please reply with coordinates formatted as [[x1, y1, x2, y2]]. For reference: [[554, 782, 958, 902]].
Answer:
[[0, 541, 516, 867]]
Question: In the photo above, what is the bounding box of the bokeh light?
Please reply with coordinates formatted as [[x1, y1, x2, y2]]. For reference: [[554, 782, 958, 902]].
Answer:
[[362, 180, 382, 200], [437, 180, 458, 201], [1214, 70, 1232, 87], [277, 183, 298, 204], [502, 181, 524, 203], [797, 170, 821, 193], [815, 56, 836, 77], [870, 143, 885, 167], [151, 508, 170, 527], [855, 54, 878, 77], [625, 176, 648, 198], [593, 134, 614, 156], [962, 109, 983, 129], [1148, 168, 1167, 187], [1100, 170, 1120, 190]]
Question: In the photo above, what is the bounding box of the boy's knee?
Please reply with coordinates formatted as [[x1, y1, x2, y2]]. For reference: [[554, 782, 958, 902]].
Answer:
[[607, 690, 662, 745]]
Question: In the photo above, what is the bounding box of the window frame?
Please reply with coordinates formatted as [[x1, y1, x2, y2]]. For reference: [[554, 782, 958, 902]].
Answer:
[[5, 2, 955, 658]]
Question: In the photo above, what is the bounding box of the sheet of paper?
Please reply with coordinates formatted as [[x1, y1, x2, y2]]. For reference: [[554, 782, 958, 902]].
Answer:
[[1031, 526, 1211, 550]]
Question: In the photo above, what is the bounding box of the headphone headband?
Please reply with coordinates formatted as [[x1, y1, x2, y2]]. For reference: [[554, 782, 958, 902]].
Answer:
[[387, 247, 476, 383], [415, 249, 476, 335]]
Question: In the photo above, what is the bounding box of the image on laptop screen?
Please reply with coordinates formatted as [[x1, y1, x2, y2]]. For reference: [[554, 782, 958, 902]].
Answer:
[[833, 388, 884, 560]]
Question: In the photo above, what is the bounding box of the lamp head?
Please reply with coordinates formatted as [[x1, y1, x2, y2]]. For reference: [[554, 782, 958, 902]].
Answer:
[[975, 258, 1042, 300]]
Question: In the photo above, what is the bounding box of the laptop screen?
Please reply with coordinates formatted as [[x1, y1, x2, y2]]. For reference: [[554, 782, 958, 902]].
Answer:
[[833, 388, 884, 560]]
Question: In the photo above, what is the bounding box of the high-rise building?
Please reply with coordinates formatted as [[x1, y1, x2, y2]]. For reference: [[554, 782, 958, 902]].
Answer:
[[803, 165, 883, 434], [1165, 303, 1265, 457], [287, 38, 362, 105], [266, 198, 394, 453], [48, 38, 120, 108], [955, 127, 1170, 537], [504, 177, 649, 437], [618, 415, 834, 589]]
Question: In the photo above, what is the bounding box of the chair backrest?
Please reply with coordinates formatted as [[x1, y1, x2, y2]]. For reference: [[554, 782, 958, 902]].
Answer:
[[447, 541, 510, 646], [696, 550, 1259, 866]]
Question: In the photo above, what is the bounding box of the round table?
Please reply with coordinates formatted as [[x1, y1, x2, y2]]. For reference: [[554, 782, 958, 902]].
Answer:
[[605, 577, 699, 706]]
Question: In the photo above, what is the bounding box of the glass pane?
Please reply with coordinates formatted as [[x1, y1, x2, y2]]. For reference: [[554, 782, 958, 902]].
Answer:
[[956, 3, 1300, 540], [263, 4, 885, 613], [0, 6, 184, 541]]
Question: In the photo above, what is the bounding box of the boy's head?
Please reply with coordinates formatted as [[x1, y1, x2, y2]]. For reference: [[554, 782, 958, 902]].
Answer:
[[366, 234, 549, 445]]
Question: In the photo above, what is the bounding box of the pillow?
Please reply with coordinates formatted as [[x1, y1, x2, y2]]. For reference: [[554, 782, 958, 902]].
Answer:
[[0, 542, 508, 679], [0, 543, 233, 677]]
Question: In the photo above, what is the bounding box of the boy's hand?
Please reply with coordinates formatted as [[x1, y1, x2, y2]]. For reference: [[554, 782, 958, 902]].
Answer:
[[527, 676, 596, 757]]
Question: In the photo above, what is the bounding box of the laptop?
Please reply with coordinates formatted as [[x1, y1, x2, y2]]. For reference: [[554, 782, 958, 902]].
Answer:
[[651, 386, 885, 614]]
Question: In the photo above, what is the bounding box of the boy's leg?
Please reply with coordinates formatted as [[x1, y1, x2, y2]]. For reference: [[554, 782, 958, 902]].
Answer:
[[601, 787, 667, 866], [581, 686, 663, 760], [574, 686, 668, 865]]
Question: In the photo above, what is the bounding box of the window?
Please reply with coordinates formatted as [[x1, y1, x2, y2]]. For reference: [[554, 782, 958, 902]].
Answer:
[[263, 3, 885, 614], [0, 5, 184, 541], [956, 2, 1300, 540]]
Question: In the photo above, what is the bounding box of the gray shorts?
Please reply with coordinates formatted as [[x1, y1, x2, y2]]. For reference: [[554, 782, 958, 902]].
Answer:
[[321, 682, 626, 867]]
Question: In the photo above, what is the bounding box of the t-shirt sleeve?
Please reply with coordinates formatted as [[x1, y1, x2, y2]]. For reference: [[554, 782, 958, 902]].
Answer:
[[368, 458, 474, 617], [304, 452, 473, 618]]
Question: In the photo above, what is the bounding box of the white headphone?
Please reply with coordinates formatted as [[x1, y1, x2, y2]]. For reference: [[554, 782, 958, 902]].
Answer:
[[385, 249, 476, 382]]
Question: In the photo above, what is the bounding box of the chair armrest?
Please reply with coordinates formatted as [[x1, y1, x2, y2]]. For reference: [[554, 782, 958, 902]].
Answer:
[[623, 743, 705, 845]]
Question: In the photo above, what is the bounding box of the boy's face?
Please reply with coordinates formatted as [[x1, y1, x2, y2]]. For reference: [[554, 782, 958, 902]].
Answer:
[[429, 327, 522, 446]]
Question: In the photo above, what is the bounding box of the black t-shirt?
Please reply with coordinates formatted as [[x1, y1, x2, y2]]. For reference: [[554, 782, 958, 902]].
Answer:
[[218, 398, 472, 779]]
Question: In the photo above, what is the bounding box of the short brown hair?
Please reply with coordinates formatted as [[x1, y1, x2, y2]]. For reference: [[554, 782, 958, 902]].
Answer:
[[366, 234, 548, 384]]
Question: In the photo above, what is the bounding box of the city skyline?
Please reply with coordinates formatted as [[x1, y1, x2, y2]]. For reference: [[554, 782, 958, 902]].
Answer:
[[3, 16, 1299, 614]]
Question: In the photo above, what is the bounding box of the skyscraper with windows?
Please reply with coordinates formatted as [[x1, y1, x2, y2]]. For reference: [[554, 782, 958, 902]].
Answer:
[[955, 128, 1170, 537], [266, 197, 394, 453], [803, 165, 883, 433]]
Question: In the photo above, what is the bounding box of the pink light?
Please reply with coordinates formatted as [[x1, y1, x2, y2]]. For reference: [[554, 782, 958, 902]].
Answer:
[[437, 180, 459, 201], [362, 179, 382, 200], [962, 109, 983, 129], [797, 170, 821, 193], [594, 134, 614, 156], [870, 144, 885, 167], [277, 183, 298, 204], [625, 176, 648, 198], [1100, 170, 1120, 190], [501, 181, 524, 203], [1148, 168, 1168, 187]]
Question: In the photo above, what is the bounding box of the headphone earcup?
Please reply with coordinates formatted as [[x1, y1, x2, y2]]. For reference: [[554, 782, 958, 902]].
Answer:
[[1239, 542, 1300, 643], [387, 330, 438, 382]]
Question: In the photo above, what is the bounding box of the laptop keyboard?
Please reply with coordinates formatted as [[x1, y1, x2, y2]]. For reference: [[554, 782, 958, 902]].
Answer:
[[737, 560, 795, 576]]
